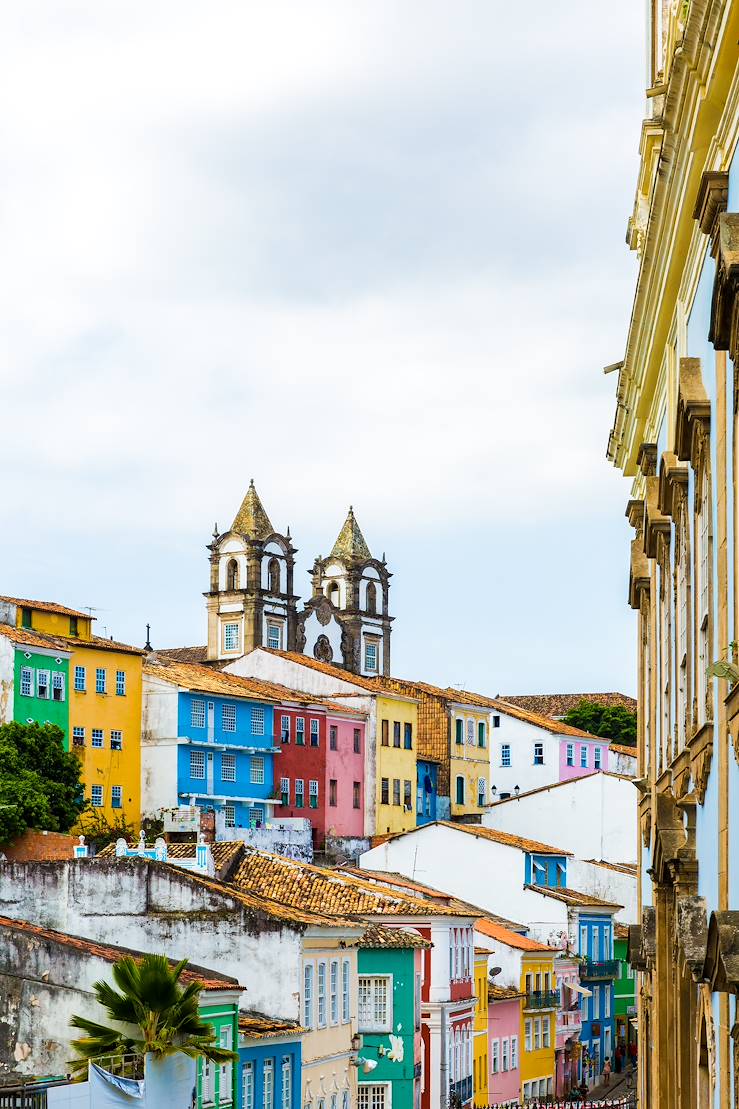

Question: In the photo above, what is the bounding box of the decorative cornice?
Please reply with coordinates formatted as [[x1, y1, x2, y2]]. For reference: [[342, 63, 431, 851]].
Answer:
[[710, 212, 739, 364], [688, 720, 714, 804], [703, 911, 739, 993], [675, 357, 711, 466], [644, 475, 671, 559], [658, 451, 689, 518], [676, 896, 709, 981], [693, 170, 729, 254], [629, 537, 650, 611], [638, 441, 659, 477]]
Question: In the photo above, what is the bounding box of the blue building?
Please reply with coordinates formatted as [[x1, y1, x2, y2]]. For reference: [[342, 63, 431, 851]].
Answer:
[[142, 658, 281, 829], [576, 912, 617, 1081], [524, 850, 567, 888], [416, 759, 439, 826], [237, 1014, 303, 1109]]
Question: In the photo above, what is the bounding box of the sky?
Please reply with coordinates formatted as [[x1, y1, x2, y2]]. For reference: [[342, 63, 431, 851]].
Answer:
[[0, 2, 645, 696]]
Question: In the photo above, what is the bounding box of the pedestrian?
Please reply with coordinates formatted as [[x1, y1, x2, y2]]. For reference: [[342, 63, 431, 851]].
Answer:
[[602, 1057, 612, 1086], [615, 1043, 624, 1073]]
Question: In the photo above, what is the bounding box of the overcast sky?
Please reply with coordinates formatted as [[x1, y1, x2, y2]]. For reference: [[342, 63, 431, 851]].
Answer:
[[0, 2, 644, 695]]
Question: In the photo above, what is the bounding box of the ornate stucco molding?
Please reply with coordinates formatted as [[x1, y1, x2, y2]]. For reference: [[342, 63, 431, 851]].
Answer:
[[676, 895, 708, 981], [702, 911, 739, 993], [710, 212, 739, 364], [644, 475, 671, 559], [687, 721, 714, 804], [674, 357, 711, 467], [658, 451, 689, 519]]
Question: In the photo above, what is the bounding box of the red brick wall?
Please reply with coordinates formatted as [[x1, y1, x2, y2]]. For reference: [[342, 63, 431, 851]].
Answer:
[[0, 830, 80, 861]]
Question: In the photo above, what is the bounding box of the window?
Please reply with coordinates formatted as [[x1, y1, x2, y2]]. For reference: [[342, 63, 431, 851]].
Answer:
[[111, 785, 122, 809], [358, 976, 390, 1032], [358, 1088, 386, 1109], [501, 1037, 509, 1072], [330, 959, 339, 1024], [20, 667, 33, 697], [381, 777, 389, 805], [580, 745, 588, 768], [510, 1035, 518, 1069], [281, 1057, 291, 1109], [491, 1039, 499, 1074], [466, 719, 474, 745], [455, 775, 465, 805], [533, 1018, 541, 1050], [353, 727, 361, 753], [115, 670, 126, 697], [524, 1020, 532, 1053], [242, 1063, 254, 1109], [267, 623, 282, 650], [404, 779, 412, 810], [36, 669, 50, 700], [72, 726, 85, 747], [223, 622, 240, 651], [190, 750, 205, 779], [342, 958, 351, 1022], [280, 714, 290, 743], [698, 465, 711, 721], [317, 961, 327, 1027], [252, 706, 265, 735], [280, 776, 290, 806], [202, 1057, 214, 1105], [92, 728, 104, 748], [364, 641, 378, 672], [191, 700, 206, 728], [227, 558, 239, 591], [222, 703, 237, 732], [225, 803, 236, 828], [329, 779, 337, 807], [592, 986, 600, 1019], [477, 777, 486, 807], [501, 743, 511, 767], [353, 781, 361, 809], [222, 753, 236, 782], [303, 963, 314, 1027], [295, 779, 304, 808], [579, 924, 587, 956], [110, 730, 122, 750], [391, 721, 400, 748], [21, 607, 32, 629], [95, 668, 106, 694], [604, 985, 611, 1017], [310, 719, 319, 746], [566, 743, 574, 767], [50, 671, 65, 702], [251, 756, 264, 784], [455, 718, 463, 745], [478, 721, 486, 747], [542, 1017, 550, 1048], [594, 746, 602, 769], [263, 1059, 274, 1109], [533, 742, 544, 765], [329, 725, 338, 750], [91, 785, 103, 807], [392, 778, 401, 806], [296, 717, 305, 745], [592, 929, 600, 961]]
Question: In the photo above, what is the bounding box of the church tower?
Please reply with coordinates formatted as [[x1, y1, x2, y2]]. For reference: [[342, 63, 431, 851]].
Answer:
[[205, 481, 298, 661], [297, 507, 392, 676]]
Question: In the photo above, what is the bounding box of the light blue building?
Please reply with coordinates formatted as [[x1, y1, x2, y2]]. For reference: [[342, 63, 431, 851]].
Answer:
[[416, 758, 439, 826], [237, 1015, 303, 1109], [577, 913, 617, 1082]]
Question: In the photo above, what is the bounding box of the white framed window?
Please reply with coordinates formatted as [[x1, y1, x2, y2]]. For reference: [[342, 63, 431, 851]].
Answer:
[[222, 753, 236, 782], [542, 1017, 550, 1048], [51, 671, 65, 702], [342, 959, 351, 1023], [491, 1038, 499, 1074], [594, 746, 602, 769], [191, 700, 206, 728], [604, 986, 611, 1017], [317, 961, 327, 1027], [280, 776, 290, 805], [115, 669, 126, 696], [358, 976, 391, 1033], [309, 779, 319, 808], [501, 743, 511, 767], [222, 703, 237, 732], [218, 1026, 232, 1103], [524, 1019, 532, 1052], [295, 779, 304, 807], [466, 718, 474, 745], [364, 640, 378, 672], [510, 1035, 518, 1070], [91, 728, 104, 748], [281, 714, 290, 741], [74, 665, 86, 692], [533, 1017, 541, 1050], [303, 962, 314, 1027], [281, 1057, 291, 1109], [263, 1059, 274, 1109], [91, 785, 104, 807], [357, 1086, 387, 1109], [251, 756, 264, 784], [111, 785, 122, 809], [223, 622, 240, 652], [267, 623, 282, 650], [330, 959, 339, 1025], [580, 745, 588, 768], [224, 803, 236, 827], [592, 929, 600, 961], [95, 668, 106, 694], [36, 669, 50, 700], [501, 1037, 509, 1072], [592, 986, 600, 1019], [252, 706, 265, 735], [72, 726, 85, 746], [566, 743, 574, 767], [20, 666, 33, 697], [296, 717, 305, 744], [110, 730, 122, 750], [190, 750, 206, 779], [533, 742, 544, 765], [310, 718, 319, 745], [242, 1063, 254, 1109], [202, 1056, 215, 1105]]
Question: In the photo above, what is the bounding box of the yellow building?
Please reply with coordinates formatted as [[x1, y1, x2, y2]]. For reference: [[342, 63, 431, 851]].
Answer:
[[519, 951, 556, 1103], [373, 691, 419, 836], [0, 596, 143, 827], [473, 949, 490, 1107], [447, 701, 490, 818]]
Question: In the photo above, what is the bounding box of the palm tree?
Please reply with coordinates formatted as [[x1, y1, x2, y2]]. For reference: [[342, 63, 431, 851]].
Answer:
[[69, 953, 237, 1078]]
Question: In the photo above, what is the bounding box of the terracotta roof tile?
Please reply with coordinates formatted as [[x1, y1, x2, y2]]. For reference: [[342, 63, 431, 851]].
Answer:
[[0, 596, 91, 620], [434, 821, 571, 857], [614, 923, 631, 940], [0, 623, 142, 656], [157, 646, 209, 664], [475, 918, 559, 953], [0, 915, 241, 990], [96, 840, 244, 877], [239, 1013, 307, 1040], [582, 859, 637, 876], [489, 984, 524, 1001], [524, 884, 622, 910], [345, 924, 432, 949], [608, 742, 638, 758], [258, 650, 388, 692], [501, 693, 637, 718], [0, 625, 74, 654]]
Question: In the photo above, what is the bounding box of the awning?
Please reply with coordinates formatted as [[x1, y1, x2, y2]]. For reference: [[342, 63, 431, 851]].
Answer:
[[569, 983, 593, 997]]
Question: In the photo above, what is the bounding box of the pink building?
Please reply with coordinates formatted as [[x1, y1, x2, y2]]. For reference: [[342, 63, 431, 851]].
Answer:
[[487, 987, 522, 1105], [554, 956, 583, 1098], [557, 736, 610, 781]]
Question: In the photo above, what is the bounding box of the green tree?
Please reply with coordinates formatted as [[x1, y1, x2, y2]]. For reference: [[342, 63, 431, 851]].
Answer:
[[0, 722, 86, 842], [562, 701, 637, 746], [69, 954, 237, 1078]]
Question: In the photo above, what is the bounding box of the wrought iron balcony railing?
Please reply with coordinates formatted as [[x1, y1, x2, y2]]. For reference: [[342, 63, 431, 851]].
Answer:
[[524, 989, 560, 1010], [580, 959, 619, 980]]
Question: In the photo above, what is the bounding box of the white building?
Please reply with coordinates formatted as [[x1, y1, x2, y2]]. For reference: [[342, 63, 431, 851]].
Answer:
[[483, 772, 637, 866]]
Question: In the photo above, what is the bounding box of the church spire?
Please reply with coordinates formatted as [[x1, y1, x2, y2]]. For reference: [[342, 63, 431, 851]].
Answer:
[[330, 506, 372, 562], [231, 479, 274, 540]]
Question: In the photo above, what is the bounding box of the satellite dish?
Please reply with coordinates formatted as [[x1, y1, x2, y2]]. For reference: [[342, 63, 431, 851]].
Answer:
[[488, 966, 502, 977]]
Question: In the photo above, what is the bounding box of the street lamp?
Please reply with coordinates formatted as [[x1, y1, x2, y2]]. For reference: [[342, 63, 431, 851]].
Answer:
[[514, 785, 520, 798]]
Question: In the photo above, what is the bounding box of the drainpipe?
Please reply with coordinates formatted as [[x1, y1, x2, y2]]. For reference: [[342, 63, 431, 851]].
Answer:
[[439, 1002, 449, 1109]]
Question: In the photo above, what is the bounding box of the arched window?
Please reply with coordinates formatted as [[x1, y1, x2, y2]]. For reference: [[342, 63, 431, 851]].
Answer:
[[327, 581, 340, 607], [456, 775, 465, 805], [226, 559, 239, 591], [268, 557, 281, 594], [366, 581, 377, 614]]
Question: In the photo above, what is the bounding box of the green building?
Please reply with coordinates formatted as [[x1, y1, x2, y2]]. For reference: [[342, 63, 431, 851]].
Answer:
[[198, 987, 243, 1108], [614, 928, 636, 1053], [355, 926, 429, 1109], [0, 625, 70, 739]]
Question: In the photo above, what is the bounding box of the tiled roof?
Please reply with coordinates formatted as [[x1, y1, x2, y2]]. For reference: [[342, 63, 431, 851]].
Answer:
[[443, 690, 599, 739], [434, 821, 571, 857], [609, 742, 638, 758], [157, 645, 209, 664], [524, 884, 622, 911], [145, 656, 341, 708], [489, 984, 524, 1001], [475, 918, 558, 953], [230, 850, 476, 919], [96, 840, 244, 877], [475, 946, 493, 956], [582, 859, 637, 876], [239, 1012, 307, 1040], [0, 596, 91, 620], [501, 693, 637, 718], [259, 650, 386, 692], [0, 623, 142, 656], [0, 624, 74, 654], [0, 915, 242, 990], [330, 507, 372, 561], [614, 923, 630, 941], [345, 925, 432, 949]]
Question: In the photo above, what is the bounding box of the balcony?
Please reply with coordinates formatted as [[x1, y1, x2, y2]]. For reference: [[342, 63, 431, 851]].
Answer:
[[580, 959, 619, 980], [524, 990, 559, 1010], [448, 1077, 472, 1106]]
